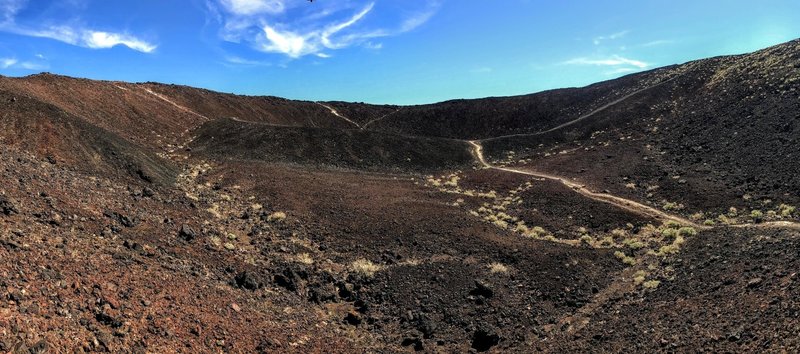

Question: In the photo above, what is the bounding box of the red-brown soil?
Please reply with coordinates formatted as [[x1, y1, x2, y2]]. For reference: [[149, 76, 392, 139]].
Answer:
[[1, 39, 799, 353]]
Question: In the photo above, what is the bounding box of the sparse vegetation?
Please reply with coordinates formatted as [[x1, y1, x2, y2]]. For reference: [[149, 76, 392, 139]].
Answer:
[[662, 201, 684, 211], [778, 204, 796, 217], [488, 263, 509, 274], [677, 227, 697, 237], [633, 270, 648, 285], [614, 251, 637, 265], [642, 280, 661, 289], [351, 259, 382, 278], [267, 211, 287, 222], [296, 253, 314, 265]]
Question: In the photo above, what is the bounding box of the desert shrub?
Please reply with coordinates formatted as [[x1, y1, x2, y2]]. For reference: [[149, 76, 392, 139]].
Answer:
[[750, 210, 764, 219], [614, 251, 636, 265], [643, 280, 661, 289], [267, 211, 287, 222], [488, 263, 509, 274], [611, 228, 628, 238], [662, 201, 684, 211], [622, 238, 645, 250], [661, 228, 679, 238], [351, 259, 382, 278], [633, 270, 648, 285], [524, 226, 549, 238], [656, 235, 685, 255], [677, 227, 697, 237], [296, 253, 314, 265], [778, 204, 796, 217]]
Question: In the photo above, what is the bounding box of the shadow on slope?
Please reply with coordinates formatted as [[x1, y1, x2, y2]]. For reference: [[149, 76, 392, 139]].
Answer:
[[0, 90, 178, 185], [190, 118, 474, 172]]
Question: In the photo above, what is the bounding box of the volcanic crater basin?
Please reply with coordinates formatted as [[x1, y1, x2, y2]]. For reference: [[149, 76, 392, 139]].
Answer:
[[1, 39, 800, 353]]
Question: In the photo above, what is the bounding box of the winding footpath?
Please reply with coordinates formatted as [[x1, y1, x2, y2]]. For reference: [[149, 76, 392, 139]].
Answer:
[[142, 87, 210, 121], [467, 141, 704, 228], [316, 102, 362, 129], [482, 73, 685, 143], [468, 140, 800, 231]]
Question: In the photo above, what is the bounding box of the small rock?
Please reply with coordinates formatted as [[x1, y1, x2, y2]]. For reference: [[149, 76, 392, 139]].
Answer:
[[0, 196, 18, 215], [142, 187, 155, 198], [234, 271, 262, 290], [231, 303, 241, 312], [471, 326, 500, 352], [747, 278, 763, 288], [178, 224, 196, 241], [401, 337, 424, 351], [344, 312, 362, 326], [469, 280, 494, 298]]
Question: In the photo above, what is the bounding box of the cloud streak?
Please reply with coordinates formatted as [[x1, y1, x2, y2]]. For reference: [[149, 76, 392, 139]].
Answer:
[[211, 0, 441, 59], [0, 57, 48, 70], [593, 30, 629, 45], [220, 0, 284, 16], [0, 0, 156, 53], [564, 56, 648, 68]]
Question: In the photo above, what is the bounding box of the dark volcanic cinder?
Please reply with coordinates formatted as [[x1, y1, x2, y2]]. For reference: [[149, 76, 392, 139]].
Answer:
[[0, 39, 798, 353]]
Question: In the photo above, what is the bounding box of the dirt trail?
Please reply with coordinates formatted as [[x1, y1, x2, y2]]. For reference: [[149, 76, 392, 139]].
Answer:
[[141, 87, 210, 121], [467, 138, 800, 341], [467, 140, 704, 227], [362, 108, 403, 129], [482, 74, 684, 143], [731, 220, 800, 231], [316, 102, 362, 129]]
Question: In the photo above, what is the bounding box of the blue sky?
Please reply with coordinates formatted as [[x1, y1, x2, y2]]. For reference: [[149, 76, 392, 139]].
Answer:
[[1, 0, 799, 105]]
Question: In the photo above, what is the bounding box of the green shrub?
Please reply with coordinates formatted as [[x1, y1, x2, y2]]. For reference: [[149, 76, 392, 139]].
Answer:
[[677, 227, 697, 237]]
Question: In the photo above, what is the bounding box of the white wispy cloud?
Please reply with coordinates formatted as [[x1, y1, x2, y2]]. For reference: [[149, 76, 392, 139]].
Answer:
[[0, 0, 156, 53], [224, 55, 271, 66], [642, 39, 675, 47], [83, 31, 157, 52], [564, 55, 649, 68], [593, 30, 629, 45], [1, 58, 17, 68], [211, 0, 441, 59], [0, 57, 48, 70], [220, 0, 284, 16]]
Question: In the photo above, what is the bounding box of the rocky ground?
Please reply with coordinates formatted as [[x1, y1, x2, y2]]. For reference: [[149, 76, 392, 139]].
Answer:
[[1, 39, 799, 353]]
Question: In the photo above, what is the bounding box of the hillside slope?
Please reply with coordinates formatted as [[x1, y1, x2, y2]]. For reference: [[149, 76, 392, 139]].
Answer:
[[190, 118, 474, 171], [482, 39, 800, 218], [0, 89, 177, 185]]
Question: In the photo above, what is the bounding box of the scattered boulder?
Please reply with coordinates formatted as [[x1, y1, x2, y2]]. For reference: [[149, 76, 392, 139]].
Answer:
[[0, 196, 18, 215], [401, 337, 424, 351], [142, 187, 155, 198], [273, 265, 309, 292], [234, 271, 262, 291], [178, 224, 196, 241], [344, 312, 362, 326], [469, 280, 494, 298], [471, 326, 500, 352], [103, 210, 136, 228], [308, 282, 338, 304]]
